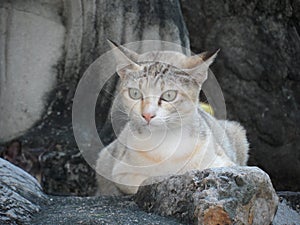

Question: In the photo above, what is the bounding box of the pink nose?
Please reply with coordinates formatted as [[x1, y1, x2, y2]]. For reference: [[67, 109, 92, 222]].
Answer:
[[142, 113, 156, 123]]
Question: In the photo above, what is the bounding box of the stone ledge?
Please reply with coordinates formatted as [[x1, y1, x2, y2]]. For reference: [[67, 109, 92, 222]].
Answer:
[[134, 166, 278, 225]]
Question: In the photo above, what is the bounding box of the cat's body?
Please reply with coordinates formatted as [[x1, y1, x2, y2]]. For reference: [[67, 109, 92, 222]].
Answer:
[[95, 42, 249, 195]]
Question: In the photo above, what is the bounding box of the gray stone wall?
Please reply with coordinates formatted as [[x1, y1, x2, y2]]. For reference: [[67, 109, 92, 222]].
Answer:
[[181, 0, 300, 191]]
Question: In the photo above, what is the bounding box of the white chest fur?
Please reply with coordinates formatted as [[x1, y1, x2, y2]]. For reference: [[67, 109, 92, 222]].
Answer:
[[113, 123, 233, 180]]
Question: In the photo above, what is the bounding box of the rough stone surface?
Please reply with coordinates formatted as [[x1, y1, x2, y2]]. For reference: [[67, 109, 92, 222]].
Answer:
[[135, 167, 278, 225], [181, 0, 300, 191], [30, 195, 183, 225], [28, 193, 300, 225], [0, 158, 48, 224], [273, 198, 300, 225], [0, 158, 299, 224]]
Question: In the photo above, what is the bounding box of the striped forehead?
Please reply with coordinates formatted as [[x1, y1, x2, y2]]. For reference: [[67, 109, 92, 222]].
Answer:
[[122, 62, 195, 91], [137, 63, 172, 89], [140, 62, 172, 78]]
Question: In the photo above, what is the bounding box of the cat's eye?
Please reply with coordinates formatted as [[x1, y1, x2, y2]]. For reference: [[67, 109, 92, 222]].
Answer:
[[161, 90, 177, 102], [128, 88, 143, 100]]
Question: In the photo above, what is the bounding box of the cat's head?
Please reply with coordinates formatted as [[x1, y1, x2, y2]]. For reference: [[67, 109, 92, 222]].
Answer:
[[109, 41, 218, 129]]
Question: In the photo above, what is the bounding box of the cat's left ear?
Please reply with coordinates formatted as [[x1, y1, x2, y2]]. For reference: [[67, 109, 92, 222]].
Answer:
[[182, 49, 220, 84], [107, 40, 141, 79]]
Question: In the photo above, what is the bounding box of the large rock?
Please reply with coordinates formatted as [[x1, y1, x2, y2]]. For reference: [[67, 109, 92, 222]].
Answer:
[[273, 198, 300, 225], [135, 167, 278, 224], [0, 158, 48, 224], [0, 157, 299, 224], [181, 0, 300, 191]]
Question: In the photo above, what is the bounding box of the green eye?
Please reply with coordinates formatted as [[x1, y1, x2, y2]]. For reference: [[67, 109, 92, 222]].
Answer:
[[161, 90, 177, 102], [128, 88, 143, 100]]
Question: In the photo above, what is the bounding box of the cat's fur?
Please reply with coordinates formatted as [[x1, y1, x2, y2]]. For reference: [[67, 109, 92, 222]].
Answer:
[[95, 41, 249, 195]]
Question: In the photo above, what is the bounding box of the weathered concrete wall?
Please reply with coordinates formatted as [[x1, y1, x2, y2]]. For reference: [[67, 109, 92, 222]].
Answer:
[[0, 0, 189, 146], [0, 0, 65, 142]]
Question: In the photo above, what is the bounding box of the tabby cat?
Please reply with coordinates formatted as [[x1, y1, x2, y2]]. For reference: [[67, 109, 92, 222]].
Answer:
[[95, 41, 249, 195]]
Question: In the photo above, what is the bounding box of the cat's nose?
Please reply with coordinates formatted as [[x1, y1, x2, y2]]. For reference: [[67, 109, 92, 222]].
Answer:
[[142, 113, 156, 123]]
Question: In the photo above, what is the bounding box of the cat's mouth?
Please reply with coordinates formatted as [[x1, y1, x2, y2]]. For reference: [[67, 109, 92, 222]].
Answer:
[[143, 121, 159, 127], [140, 118, 162, 128]]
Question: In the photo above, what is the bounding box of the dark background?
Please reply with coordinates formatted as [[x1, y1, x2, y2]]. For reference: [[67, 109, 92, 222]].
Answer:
[[181, 0, 300, 191]]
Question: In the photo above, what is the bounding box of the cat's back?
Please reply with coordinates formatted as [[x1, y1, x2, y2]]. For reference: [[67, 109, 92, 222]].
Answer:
[[196, 107, 249, 165]]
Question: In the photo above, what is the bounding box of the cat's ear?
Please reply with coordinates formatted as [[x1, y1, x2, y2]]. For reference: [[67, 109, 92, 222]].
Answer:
[[182, 49, 220, 84], [107, 39, 141, 79]]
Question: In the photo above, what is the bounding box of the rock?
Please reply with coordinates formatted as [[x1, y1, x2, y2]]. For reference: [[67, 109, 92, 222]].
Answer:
[[273, 199, 300, 225], [277, 191, 300, 212], [135, 167, 278, 225], [0, 158, 48, 224], [0, 156, 181, 225], [273, 192, 300, 225], [181, 0, 300, 191], [0, 158, 300, 225], [40, 150, 96, 196]]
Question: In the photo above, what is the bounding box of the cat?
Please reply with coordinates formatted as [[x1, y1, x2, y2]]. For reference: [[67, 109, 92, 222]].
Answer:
[[95, 41, 249, 195]]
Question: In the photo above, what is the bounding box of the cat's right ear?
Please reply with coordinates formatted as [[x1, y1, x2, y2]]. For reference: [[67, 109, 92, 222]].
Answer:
[[182, 49, 220, 84], [107, 40, 141, 79]]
